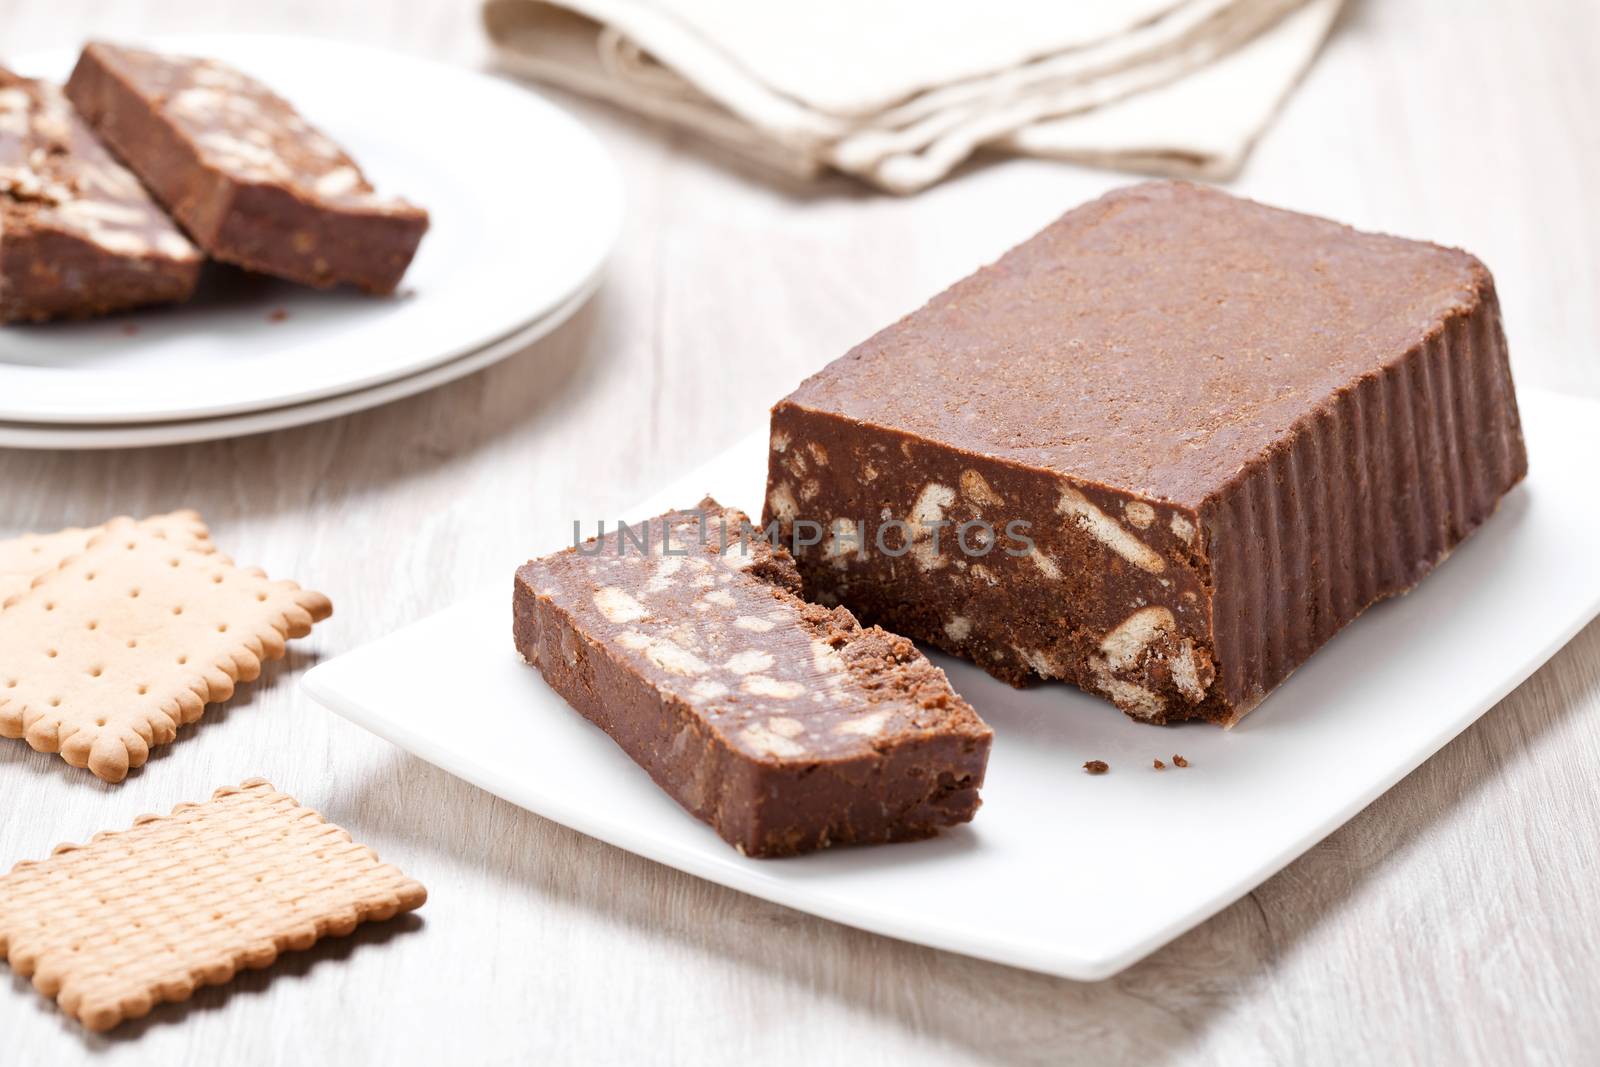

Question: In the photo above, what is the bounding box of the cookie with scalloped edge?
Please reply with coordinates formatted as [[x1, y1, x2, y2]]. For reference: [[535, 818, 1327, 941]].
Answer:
[[0, 778, 425, 1031], [0, 516, 330, 781]]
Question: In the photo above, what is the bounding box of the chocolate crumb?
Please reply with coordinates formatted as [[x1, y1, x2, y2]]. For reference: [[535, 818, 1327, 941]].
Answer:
[[1173, 754, 1189, 768], [1153, 759, 1166, 770], [1083, 760, 1109, 775], [267, 308, 289, 323]]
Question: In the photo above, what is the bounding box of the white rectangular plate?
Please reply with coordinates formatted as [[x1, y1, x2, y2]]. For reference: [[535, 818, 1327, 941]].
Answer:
[[303, 388, 1600, 980]]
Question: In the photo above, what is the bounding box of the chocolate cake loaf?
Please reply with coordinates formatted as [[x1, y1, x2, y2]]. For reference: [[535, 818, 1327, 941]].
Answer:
[[763, 182, 1528, 725], [514, 500, 992, 857]]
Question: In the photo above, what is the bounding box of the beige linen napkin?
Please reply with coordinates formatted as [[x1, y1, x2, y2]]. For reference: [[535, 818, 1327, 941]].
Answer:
[[483, 0, 1344, 193]]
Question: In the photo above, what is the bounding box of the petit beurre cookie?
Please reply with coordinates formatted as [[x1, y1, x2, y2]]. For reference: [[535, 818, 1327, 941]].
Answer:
[[0, 514, 330, 782], [0, 779, 426, 1031]]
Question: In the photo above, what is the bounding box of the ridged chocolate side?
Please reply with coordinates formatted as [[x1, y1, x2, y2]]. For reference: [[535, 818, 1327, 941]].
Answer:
[[1203, 277, 1528, 717]]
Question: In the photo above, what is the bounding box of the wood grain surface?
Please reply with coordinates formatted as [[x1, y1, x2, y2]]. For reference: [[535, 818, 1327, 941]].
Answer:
[[1, 1, 1597, 1063]]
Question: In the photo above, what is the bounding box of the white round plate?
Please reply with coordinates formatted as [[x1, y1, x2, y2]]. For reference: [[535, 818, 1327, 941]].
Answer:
[[0, 274, 600, 450], [2, 34, 622, 425]]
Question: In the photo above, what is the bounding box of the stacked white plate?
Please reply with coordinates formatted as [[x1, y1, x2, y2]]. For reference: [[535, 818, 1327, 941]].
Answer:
[[0, 36, 624, 450]]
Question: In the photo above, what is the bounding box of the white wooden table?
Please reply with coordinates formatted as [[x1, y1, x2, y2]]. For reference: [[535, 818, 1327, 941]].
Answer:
[[2, 2, 1597, 1063]]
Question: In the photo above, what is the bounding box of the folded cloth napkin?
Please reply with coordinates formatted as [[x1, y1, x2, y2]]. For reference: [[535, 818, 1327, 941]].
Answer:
[[483, 0, 1344, 193]]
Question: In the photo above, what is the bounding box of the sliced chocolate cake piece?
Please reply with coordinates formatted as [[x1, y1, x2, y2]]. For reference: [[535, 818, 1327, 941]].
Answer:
[[0, 66, 199, 322], [514, 499, 992, 858]]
